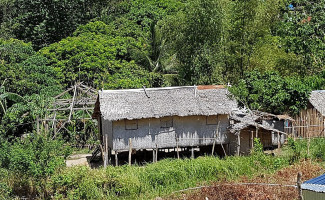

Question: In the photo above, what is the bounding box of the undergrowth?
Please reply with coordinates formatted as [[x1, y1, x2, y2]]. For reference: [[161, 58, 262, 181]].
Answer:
[[1, 138, 325, 199]]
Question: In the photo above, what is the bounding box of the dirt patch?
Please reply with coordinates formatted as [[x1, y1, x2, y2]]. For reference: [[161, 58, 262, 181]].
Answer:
[[170, 161, 324, 200]]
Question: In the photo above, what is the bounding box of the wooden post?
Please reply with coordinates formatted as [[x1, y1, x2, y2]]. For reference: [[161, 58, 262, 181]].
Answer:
[[152, 149, 156, 163], [237, 131, 241, 156], [277, 132, 280, 149], [155, 144, 158, 162], [212, 121, 220, 155], [251, 131, 254, 149], [293, 125, 296, 141], [212, 140, 216, 155], [191, 147, 194, 159], [297, 172, 303, 200], [128, 138, 132, 166], [176, 136, 180, 159], [115, 151, 118, 166], [104, 133, 109, 167], [221, 144, 227, 157], [256, 127, 259, 138]]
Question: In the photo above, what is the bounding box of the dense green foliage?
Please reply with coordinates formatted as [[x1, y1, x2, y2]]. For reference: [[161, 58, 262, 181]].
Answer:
[[229, 70, 325, 114], [1, 1, 325, 198]]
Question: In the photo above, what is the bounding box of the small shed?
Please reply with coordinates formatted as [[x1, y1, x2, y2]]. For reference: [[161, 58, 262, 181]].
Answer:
[[302, 174, 325, 200], [293, 90, 325, 138], [229, 111, 287, 155], [93, 85, 238, 166]]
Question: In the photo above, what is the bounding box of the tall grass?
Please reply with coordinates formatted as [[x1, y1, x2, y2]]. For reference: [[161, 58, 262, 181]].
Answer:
[[44, 153, 289, 199], [2, 137, 325, 199]]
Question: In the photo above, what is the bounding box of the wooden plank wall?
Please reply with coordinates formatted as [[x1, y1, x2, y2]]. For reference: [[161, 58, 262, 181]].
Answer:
[[293, 108, 325, 138]]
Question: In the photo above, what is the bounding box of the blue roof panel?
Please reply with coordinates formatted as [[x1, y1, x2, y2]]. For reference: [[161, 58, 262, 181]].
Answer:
[[302, 174, 325, 192]]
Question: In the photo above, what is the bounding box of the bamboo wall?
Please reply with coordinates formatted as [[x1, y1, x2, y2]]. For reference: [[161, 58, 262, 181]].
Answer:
[[293, 108, 325, 138]]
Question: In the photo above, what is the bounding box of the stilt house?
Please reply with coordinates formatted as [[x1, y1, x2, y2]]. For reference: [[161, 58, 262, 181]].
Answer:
[[93, 85, 238, 165]]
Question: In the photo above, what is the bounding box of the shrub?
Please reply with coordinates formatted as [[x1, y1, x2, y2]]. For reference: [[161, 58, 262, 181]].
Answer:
[[0, 134, 71, 178]]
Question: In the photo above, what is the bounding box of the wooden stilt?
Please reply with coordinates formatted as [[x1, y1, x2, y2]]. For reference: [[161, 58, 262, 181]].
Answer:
[[115, 151, 118, 166], [104, 133, 109, 167], [176, 137, 180, 159], [221, 144, 227, 157], [237, 131, 241, 156], [128, 138, 132, 166], [155, 144, 158, 162], [251, 131, 254, 149], [152, 149, 156, 163], [191, 147, 194, 159], [277, 132, 280, 149]]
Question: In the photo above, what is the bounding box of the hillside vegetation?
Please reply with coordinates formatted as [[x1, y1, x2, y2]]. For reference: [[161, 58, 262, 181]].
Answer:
[[1, 0, 325, 199]]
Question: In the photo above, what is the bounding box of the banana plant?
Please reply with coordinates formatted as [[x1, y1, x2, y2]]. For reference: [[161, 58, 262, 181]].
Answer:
[[0, 79, 26, 115]]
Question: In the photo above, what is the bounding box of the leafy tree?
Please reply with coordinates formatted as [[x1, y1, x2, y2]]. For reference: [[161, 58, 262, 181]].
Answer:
[[229, 70, 312, 114], [162, 0, 231, 85], [0, 39, 61, 138], [0, 0, 112, 49], [225, 0, 285, 82], [277, 0, 325, 75], [0, 39, 61, 95], [40, 21, 165, 89]]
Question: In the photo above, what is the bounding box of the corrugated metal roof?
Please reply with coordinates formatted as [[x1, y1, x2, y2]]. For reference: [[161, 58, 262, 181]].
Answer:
[[302, 174, 325, 193]]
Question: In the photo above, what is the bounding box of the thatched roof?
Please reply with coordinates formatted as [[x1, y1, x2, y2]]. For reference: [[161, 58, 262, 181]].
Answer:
[[93, 85, 238, 121], [309, 90, 325, 116], [229, 111, 287, 135]]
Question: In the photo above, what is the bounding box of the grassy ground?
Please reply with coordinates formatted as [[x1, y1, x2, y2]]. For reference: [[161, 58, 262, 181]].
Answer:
[[171, 160, 324, 200]]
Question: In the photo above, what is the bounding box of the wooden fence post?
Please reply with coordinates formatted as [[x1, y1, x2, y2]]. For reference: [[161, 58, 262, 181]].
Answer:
[[128, 138, 132, 166], [297, 172, 303, 200]]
